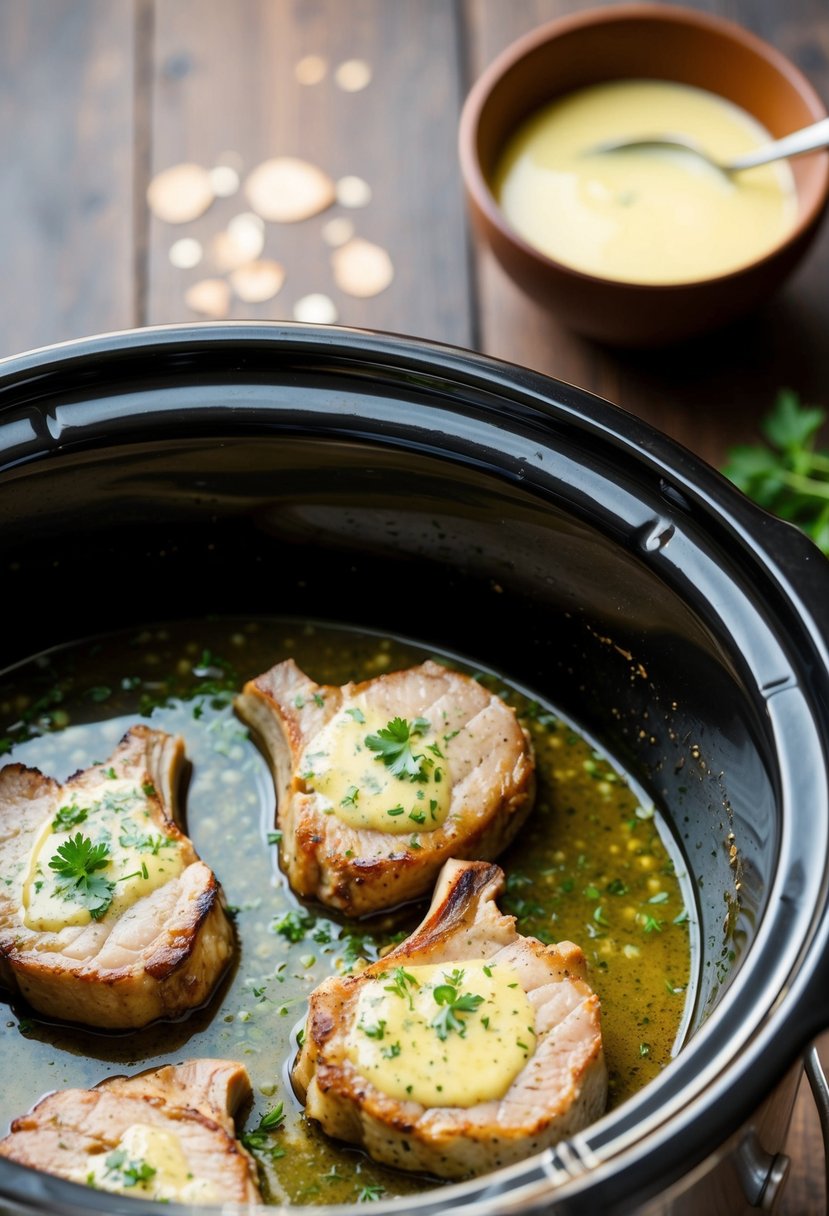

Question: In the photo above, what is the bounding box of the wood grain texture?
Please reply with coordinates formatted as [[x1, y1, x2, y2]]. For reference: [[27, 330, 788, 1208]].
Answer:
[[0, 0, 136, 359], [146, 0, 472, 345], [462, 0, 829, 470]]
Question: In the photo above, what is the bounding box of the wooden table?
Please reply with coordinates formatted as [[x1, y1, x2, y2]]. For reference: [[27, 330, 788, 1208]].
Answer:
[[1, 1, 827, 1210]]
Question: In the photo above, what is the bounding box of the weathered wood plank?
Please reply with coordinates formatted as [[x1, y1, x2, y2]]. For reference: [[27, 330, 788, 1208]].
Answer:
[[146, 0, 472, 346], [0, 0, 137, 359], [462, 0, 829, 470]]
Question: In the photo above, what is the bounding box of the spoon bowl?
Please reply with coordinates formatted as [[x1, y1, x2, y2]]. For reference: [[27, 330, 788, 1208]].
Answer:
[[591, 115, 829, 175]]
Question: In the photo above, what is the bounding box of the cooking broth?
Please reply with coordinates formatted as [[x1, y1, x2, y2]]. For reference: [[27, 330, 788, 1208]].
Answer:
[[0, 619, 694, 1205]]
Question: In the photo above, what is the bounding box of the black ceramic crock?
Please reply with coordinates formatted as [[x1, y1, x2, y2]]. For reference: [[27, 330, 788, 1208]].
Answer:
[[1, 323, 828, 1216]]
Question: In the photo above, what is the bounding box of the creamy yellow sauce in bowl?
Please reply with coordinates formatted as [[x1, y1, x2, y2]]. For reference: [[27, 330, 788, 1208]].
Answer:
[[493, 79, 798, 285]]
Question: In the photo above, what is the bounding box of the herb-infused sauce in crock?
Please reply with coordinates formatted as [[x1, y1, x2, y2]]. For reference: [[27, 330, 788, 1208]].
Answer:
[[0, 619, 693, 1205]]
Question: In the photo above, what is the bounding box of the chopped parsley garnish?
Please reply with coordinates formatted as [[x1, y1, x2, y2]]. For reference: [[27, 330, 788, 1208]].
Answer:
[[357, 1184, 385, 1202], [340, 785, 360, 808], [118, 862, 149, 882], [365, 717, 430, 781], [272, 908, 318, 943], [345, 706, 366, 723], [241, 1102, 286, 1157], [383, 966, 419, 1009], [141, 781, 157, 798], [360, 1019, 386, 1040], [51, 803, 88, 832], [430, 972, 484, 1040], [267, 829, 283, 845], [381, 1041, 402, 1059], [103, 1149, 156, 1189], [48, 833, 114, 920], [118, 824, 167, 853]]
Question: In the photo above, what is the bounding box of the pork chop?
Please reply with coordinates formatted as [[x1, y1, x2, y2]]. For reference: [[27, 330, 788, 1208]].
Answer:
[[0, 1059, 261, 1204], [292, 858, 607, 1179], [235, 659, 535, 914], [0, 725, 233, 1029]]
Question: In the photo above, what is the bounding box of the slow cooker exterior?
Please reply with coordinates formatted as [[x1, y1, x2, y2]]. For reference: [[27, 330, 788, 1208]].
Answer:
[[0, 323, 828, 1216]]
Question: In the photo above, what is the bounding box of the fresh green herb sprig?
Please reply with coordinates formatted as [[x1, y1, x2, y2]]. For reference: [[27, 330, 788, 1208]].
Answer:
[[723, 390, 829, 554], [365, 717, 430, 781], [383, 966, 419, 1009], [241, 1103, 286, 1157], [48, 833, 114, 919], [430, 969, 485, 1040]]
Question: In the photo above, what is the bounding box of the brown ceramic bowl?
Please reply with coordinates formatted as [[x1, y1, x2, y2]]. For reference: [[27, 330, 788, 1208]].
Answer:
[[458, 3, 829, 346]]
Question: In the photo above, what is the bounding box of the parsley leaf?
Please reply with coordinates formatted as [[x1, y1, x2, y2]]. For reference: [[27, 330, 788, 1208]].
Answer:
[[365, 717, 429, 781], [48, 833, 114, 919], [118, 824, 166, 853], [723, 390, 829, 554], [383, 965, 419, 1009], [242, 1102, 286, 1156], [51, 803, 88, 832], [430, 973, 484, 1040], [104, 1149, 157, 1189], [358, 1184, 385, 1202]]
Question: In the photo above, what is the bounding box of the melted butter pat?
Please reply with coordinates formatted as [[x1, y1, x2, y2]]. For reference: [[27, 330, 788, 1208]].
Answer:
[[345, 960, 535, 1107], [493, 79, 798, 284], [81, 1122, 218, 1204], [21, 777, 185, 931], [300, 700, 451, 834]]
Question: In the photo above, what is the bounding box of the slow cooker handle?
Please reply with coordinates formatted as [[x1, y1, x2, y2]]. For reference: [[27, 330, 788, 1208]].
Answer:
[[806, 1044, 829, 1207]]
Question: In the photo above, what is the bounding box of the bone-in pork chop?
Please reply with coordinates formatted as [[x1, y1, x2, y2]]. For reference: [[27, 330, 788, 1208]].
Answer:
[[235, 659, 535, 914], [0, 725, 233, 1028], [292, 858, 607, 1179], [0, 1059, 261, 1204]]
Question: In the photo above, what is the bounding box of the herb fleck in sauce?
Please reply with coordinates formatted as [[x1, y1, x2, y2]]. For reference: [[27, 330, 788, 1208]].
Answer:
[[0, 620, 694, 1205]]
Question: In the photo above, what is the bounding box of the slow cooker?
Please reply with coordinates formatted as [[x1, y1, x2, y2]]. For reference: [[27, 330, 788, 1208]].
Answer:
[[0, 323, 828, 1216]]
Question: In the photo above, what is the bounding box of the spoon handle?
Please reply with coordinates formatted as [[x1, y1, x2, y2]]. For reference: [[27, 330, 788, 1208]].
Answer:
[[728, 116, 829, 171]]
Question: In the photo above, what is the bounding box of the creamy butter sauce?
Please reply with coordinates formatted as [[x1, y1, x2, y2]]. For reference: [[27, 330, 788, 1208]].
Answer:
[[79, 1122, 218, 1204], [22, 777, 184, 932], [493, 79, 797, 284], [0, 619, 694, 1205], [346, 960, 533, 1107], [302, 702, 451, 834]]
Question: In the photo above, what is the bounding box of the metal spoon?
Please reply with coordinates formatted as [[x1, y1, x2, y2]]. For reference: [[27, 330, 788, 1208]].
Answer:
[[590, 115, 829, 174]]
